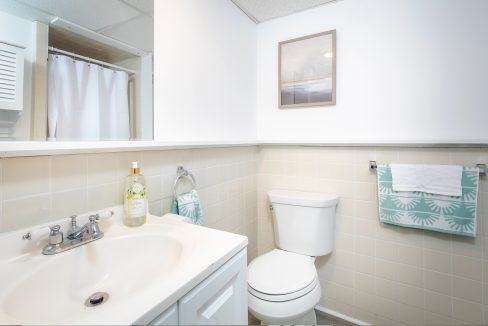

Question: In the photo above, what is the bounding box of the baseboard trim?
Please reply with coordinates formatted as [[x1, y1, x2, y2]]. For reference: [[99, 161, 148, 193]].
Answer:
[[315, 305, 371, 326]]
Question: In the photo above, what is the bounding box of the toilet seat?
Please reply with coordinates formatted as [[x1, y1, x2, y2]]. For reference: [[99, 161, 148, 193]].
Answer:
[[247, 249, 317, 302], [249, 276, 318, 302]]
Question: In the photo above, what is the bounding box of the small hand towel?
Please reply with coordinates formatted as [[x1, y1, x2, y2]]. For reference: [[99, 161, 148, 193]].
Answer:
[[174, 190, 203, 225], [390, 164, 463, 197], [170, 198, 179, 214]]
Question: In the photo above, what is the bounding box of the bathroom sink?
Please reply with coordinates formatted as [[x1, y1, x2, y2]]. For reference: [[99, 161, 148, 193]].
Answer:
[[0, 209, 247, 325], [3, 229, 185, 324]]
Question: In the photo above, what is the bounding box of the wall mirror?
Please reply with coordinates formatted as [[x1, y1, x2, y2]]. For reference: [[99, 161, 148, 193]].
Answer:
[[0, 0, 153, 141]]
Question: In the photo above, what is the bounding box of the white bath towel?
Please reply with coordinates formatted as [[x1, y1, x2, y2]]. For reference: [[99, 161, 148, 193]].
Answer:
[[390, 164, 463, 196]]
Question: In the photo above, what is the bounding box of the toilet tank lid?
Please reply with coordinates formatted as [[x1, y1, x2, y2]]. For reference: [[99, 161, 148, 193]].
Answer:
[[268, 190, 339, 208]]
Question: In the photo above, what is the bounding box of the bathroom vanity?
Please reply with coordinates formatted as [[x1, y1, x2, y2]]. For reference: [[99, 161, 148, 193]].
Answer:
[[147, 248, 247, 325], [0, 210, 248, 325]]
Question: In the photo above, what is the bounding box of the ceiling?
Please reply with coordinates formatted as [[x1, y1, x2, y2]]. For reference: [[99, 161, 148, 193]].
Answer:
[[0, 0, 337, 53], [231, 0, 338, 23], [0, 0, 153, 53]]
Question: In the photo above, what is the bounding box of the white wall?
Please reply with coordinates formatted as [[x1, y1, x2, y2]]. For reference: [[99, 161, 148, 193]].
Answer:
[[154, 0, 257, 142], [0, 10, 34, 139], [257, 0, 488, 143]]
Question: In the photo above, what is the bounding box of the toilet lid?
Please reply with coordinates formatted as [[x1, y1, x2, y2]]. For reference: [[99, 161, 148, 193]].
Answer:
[[248, 249, 316, 295]]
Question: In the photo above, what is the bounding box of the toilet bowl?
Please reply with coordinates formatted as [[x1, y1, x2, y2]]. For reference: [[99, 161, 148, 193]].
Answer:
[[248, 249, 321, 324], [247, 190, 338, 325]]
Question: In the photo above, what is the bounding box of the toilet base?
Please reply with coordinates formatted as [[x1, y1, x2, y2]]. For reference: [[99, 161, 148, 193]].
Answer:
[[254, 309, 317, 326], [284, 309, 317, 325]]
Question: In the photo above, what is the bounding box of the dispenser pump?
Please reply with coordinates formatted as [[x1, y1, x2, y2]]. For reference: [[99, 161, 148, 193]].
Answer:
[[131, 161, 140, 175]]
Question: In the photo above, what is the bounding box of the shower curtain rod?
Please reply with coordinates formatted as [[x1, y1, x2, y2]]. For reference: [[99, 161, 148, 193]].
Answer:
[[48, 46, 137, 74]]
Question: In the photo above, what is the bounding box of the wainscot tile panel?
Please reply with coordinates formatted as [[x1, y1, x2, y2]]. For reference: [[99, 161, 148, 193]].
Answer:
[[0, 147, 259, 261], [1, 145, 487, 325], [257, 146, 488, 325]]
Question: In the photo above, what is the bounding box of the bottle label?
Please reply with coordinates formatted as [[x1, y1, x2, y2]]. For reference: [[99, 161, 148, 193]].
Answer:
[[126, 183, 146, 217]]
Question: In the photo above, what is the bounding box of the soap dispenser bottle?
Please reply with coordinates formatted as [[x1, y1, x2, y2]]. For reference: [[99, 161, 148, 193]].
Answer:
[[123, 162, 147, 227]]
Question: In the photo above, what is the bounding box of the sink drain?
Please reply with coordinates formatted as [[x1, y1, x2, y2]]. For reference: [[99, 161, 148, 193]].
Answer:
[[85, 292, 109, 307]]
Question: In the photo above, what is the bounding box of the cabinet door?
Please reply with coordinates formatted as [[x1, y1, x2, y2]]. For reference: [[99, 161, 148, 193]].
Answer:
[[148, 303, 178, 326], [178, 249, 247, 325]]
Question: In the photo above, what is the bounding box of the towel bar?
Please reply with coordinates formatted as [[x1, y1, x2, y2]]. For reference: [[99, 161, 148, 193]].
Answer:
[[173, 166, 197, 198], [369, 160, 486, 177]]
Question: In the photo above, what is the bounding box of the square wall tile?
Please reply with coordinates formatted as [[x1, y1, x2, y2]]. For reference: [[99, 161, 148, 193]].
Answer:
[[452, 276, 483, 304], [87, 153, 119, 186], [424, 290, 452, 317], [423, 269, 451, 296], [2, 156, 50, 200], [399, 284, 424, 309], [452, 298, 484, 324], [398, 303, 425, 326], [51, 189, 87, 219], [424, 249, 451, 273], [1, 195, 51, 232], [51, 155, 86, 192], [452, 255, 483, 281]]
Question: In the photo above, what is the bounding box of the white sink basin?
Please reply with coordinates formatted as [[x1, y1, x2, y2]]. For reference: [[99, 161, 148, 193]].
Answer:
[[0, 209, 247, 325], [4, 229, 185, 324]]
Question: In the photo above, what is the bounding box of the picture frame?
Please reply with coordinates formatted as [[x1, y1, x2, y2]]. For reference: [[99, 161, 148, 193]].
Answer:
[[279, 30, 336, 108]]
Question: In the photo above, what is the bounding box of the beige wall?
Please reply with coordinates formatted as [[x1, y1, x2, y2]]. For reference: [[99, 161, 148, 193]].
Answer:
[[1, 145, 488, 325], [0, 146, 259, 260], [258, 146, 488, 325]]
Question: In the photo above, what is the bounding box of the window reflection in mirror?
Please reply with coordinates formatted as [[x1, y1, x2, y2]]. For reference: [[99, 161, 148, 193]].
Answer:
[[0, 0, 153, 141]]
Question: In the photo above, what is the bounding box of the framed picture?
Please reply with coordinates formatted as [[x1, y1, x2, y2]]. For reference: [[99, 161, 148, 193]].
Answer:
[[279, 30, 336, 108]]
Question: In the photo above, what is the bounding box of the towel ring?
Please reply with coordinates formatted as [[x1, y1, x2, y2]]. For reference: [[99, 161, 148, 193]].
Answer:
[[173, 166, 197, 198]]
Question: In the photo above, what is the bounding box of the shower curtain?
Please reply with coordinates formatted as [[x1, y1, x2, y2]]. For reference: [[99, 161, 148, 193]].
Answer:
[[47, 54, 130, 141]]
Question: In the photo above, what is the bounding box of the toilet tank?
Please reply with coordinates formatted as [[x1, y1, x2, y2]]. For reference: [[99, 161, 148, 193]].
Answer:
[[268, 190, 339, 257]]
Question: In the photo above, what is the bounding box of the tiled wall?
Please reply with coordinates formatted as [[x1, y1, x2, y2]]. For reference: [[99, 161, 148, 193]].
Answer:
[[0, 146, 259, 260], [2, 144, 488, 325], [258, 146, 488, 325]]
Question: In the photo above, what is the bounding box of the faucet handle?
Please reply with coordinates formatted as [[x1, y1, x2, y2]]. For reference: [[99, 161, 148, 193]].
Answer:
[[22, 225, 50, 241], [92, 210, 114, 221], [88, 215, 103, 238], [49, 225, 63, 245], [50, 225, 60, 232], [87, 210, 114, 224]]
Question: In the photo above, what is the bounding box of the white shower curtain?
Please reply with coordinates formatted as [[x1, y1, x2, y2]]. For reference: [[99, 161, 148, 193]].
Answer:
[[48, 54, 130, 141]]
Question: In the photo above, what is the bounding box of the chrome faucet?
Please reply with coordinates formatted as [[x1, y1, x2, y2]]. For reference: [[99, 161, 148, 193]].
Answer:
[[42, 214, 105, 255], [67, 215, 82, 238], [67, 215, 103, 240]]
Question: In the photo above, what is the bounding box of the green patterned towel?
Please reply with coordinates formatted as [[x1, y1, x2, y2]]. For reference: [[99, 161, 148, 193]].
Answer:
[[377, 164, 478, 237], [170, 198, 179, 215], [172, 190, 203, 225]]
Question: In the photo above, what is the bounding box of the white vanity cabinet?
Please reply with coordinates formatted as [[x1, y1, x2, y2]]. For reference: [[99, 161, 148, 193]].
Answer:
[[148, 304, 178, 326], [148, 249, 247, 326]]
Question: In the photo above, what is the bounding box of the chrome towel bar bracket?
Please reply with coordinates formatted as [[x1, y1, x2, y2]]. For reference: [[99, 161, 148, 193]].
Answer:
[[369, 160, 486, 177]]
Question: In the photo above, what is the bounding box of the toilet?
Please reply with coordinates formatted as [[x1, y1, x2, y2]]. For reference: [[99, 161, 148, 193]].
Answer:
[[248, 190, 339, 325]]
